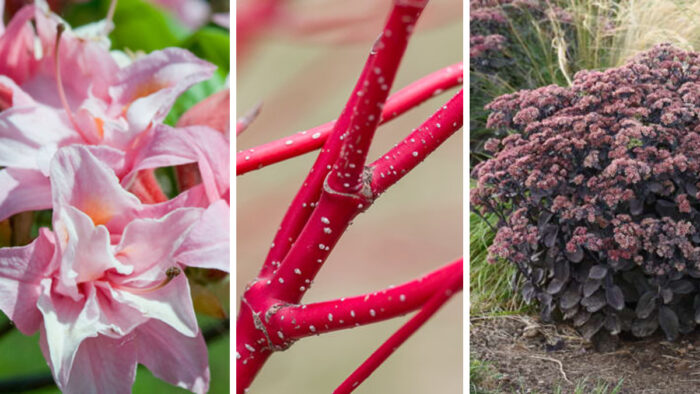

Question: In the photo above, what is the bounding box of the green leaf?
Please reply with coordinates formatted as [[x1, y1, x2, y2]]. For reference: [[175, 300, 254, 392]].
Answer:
[[110, 0, 189, 52], [180, 26, 230, 75], [64, 0, 189, 52]]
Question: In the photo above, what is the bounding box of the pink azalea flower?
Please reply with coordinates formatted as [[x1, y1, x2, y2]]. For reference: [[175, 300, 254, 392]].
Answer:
[[0, 146, 217, 392], [127, 124, 230, 270], [0, 4, 216, 221]]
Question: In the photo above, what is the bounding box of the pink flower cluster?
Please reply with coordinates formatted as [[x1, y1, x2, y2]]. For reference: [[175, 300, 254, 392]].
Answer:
[[473, 44, 700, 342], [0, 4, 228, 392]]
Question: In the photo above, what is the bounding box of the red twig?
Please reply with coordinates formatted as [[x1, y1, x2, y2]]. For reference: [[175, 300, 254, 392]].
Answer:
[[267, 260, 462, 343], [258, 1, 426, 277], [334, 262, 463, 393], [371, 89, 463, 195], [236, 2, 461, 392], [236, 62, 463, 175]]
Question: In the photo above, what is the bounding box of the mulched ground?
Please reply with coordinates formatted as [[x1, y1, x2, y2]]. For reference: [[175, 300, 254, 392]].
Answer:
[[471, 315, 700, 393]]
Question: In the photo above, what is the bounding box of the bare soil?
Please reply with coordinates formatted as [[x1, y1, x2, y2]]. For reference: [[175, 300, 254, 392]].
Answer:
[[471, 315, 700, 393]]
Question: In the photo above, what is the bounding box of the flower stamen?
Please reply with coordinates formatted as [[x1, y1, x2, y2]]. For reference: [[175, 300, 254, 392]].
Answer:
[[54, 24, 90, 142]]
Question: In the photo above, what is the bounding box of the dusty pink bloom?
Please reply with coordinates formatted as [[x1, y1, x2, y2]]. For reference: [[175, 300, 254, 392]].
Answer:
[[473, 45, 700, 341]]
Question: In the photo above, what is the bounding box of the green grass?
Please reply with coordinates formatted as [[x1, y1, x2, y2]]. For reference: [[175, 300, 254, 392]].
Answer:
[[470, 358, 503, 394], [470, 211, 530, 316], [555, 378, 625, 394]]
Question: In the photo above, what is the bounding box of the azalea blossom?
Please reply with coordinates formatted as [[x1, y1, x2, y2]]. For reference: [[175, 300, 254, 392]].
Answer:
[[0, 146, 222, 392], [0, 3, 216, 221]]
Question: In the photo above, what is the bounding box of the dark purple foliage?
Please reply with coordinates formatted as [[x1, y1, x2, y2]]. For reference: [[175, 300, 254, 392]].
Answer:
[[472, 44, 700, 342]]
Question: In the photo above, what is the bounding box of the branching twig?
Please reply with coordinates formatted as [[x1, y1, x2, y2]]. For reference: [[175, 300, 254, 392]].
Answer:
[[267, 260, 462, 342], [236, 62, 463, 175], [370, 89, 463, 195], [334, 263, 463, 393]]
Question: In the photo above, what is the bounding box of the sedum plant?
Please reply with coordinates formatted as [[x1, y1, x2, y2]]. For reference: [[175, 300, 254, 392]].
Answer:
[[472, 44, 700, 343]]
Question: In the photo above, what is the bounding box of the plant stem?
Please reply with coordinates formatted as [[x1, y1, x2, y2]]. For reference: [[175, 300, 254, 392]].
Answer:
[[235, 63, 463, 175], [370, 89, 463, 195], [267, 260, 462, 342], [257, 1, 427, 277], [334, 263, 463, 393]]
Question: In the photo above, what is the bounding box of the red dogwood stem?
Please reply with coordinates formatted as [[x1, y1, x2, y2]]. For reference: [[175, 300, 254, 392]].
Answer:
[[334, 263, 463, 393], [267, 259, 461, 342], [258, 0, 427, 277], [236, 62, 463, 175], [371, 89, 463, 195]]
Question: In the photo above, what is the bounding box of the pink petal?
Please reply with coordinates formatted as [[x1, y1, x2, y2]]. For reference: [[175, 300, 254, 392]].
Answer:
[[112, 273, 198, 337], [176, 200, 229, 272], [0, 6, 38, 84], [177, 88, 230, 136], [37, 281, 103, 385], [53, 206, 133, 300], [41, 328, 138, 394], [0, 6, 116, 107], [0, 168, 52, 221], [114, 208, 202, 283], [135, 319, 210, 393], [109, 48, 216, 132], [0, 229, 55, 334], [128, 124, 229, 204], [38, 280, 149, 385], [0, 86, 78, 170], [50, 146, 141, 232]]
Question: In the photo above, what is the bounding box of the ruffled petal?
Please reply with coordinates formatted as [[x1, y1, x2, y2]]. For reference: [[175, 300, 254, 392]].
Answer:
[[0, 168, 52, 221], [176, 200, 229, 272], [50, 146, 141, 232], [112, 273, 198, 337], [114, 208, 202, 283], [127, 124, 229, 204], [109, 48, 216, 132], [135, 319, 210, 394], [53, 206, 132, 300], [37, 280, 101, 385], [0, 229, 55, 334], [41, 328, 138, 394]]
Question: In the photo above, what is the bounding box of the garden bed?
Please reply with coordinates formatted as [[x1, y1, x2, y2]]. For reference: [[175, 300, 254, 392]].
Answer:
[[471, 314, 700, 393]]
